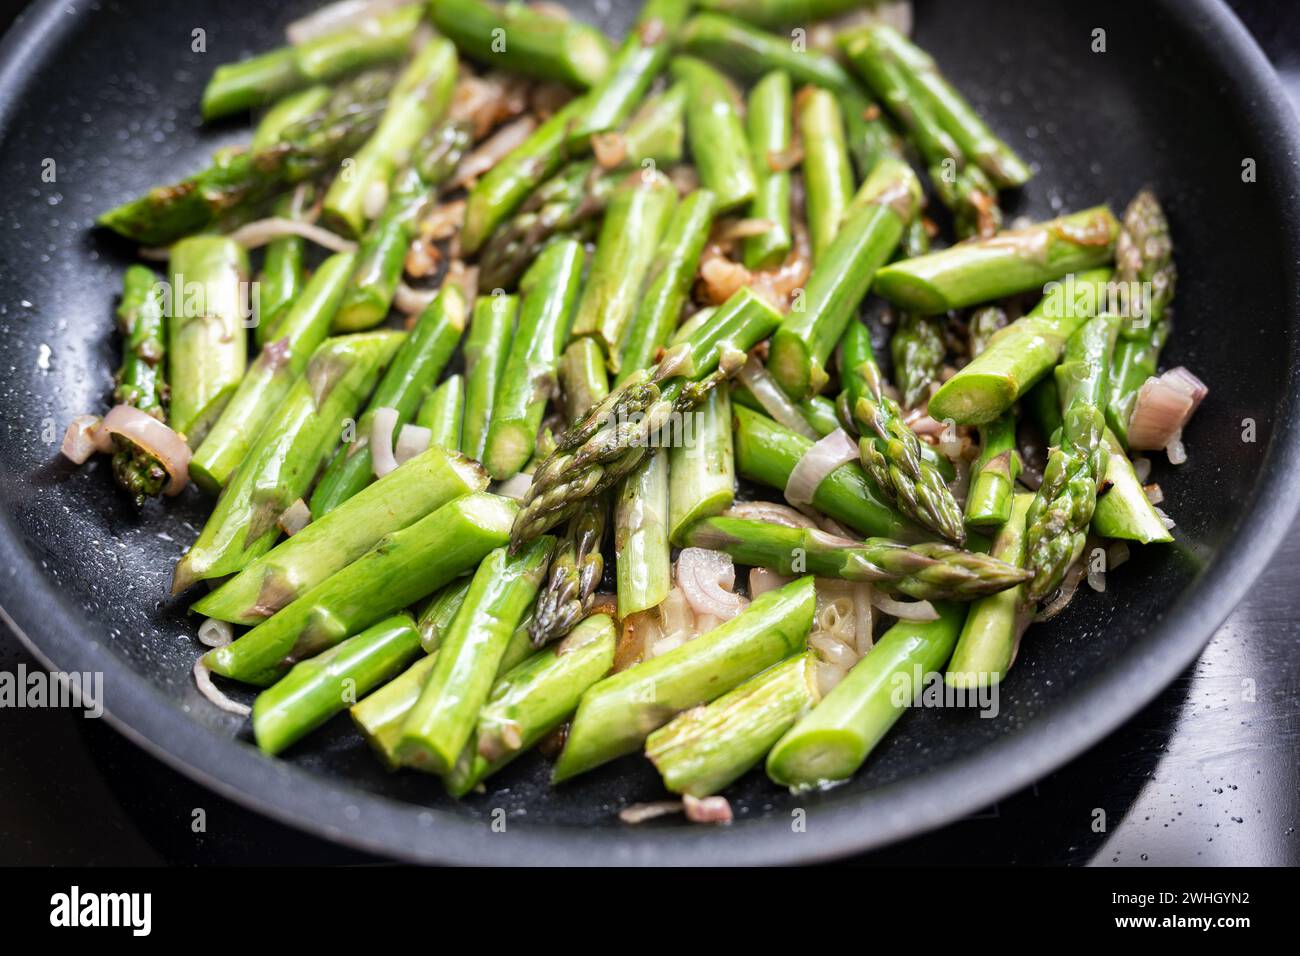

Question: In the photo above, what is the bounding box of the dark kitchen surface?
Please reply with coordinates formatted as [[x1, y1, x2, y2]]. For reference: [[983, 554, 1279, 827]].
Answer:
[[1, 1, 1297, 866]]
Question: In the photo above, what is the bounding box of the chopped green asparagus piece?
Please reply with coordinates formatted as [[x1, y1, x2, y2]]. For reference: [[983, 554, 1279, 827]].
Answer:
[[252, 614, 422, 755], [446, 614, 617, 796], [768, 156, 922, 399], [204, 492, 515, 685], [615, 452, 672, 620], [964, 412, 1020, 529], [647, 650, 820, 797], [110, 265, 169, 505], [484, 239, 586, 480], [873, 208, 1120, 315], [671, 55, 757, 212], [310, 286, 467, 518], [190, 251, 355, 492], [767, 602, 966, 790], [947, 493, 1032, 689], [397, 537, 554, 774], [743, 70, 794, 270], [417, 374, 464, 451], [798, 87, 856, 262], [927, 268, 1113, 425], [461, 294, 519, 462], [559, 337, 611, 427], [553, 575, 815, 782]]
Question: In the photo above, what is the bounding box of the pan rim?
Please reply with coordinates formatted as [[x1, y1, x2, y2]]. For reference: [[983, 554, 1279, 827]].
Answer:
[[1, 0, 1298, 865]]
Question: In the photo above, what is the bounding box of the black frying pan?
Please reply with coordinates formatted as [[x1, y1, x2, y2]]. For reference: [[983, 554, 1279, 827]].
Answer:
[[2, 0, 1298, 865]]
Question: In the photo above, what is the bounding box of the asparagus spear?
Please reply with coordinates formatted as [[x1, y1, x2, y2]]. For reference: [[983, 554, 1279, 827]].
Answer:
[[681, 513, 1028, 600], [418, 577, 475, 653], [445, 614, 616, 796], [204, 492, 516, 685], [250, 86, 333, 149], [1106, 190, 1177, 446], [1023, 314, 1119, 603], [530, 496, 608, 646], [767, 602, 966, 790], [254, 195, 308, 349], [200, 5, 420, 120], [511, 287, 783, 547], [310, 286, 467, 518], [1029, 379, 1172, 545], [569, 170, 678, 365], [873, 208, 1120, 315], [647, 651, 819, 797], [483, 239, 586, 480], [681, 12, 857, 93], [947, 493, 1032, 689], [967, 303, 1007, 357], [553, 575, 816, 782], [417, 374, 464, 451], [841, 320, 966, 544], [190, 251, 356, 493], [102, 69, 396, 245], [964, 411, 1020, 529], [110, 265, 170, 506], [615, 189, 718, 384], [322, 38, 458, 238], [668, 388, 735, 546], [252, 614, 422, 755], [767, 156, 922, 400], [744, 70, 794, 270], [671, 56, 757, 212], [615, 452, 671, 620], [927, 268, 1113, 425], [476, 84, 687, 286], [798, 87, 856, 262], [566, 0, 690, 146], [851, 24, 1032, 189], [732, 404, 921, 541], [397, 537, 555, 774], [890, 313, 946, 410], [335, 119, 473, 331], [559, 337, 611, 429], [352, 608, 537, 768], [173, 332, 403, 594], [429, 0, 612, 88], [166, 236, 250, 445], [839, 29, 1001, 240], [461, 95, 590, 255], [696, 0, 870, 28], [461, 294, 519, 462], [194, 447, 487, 625]]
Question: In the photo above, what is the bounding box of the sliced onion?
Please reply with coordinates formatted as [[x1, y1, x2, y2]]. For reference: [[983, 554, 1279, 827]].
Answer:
[[591, 132, 627, 169], [727, 501, 818, 529], [452, 117, 537, 189], [749, 567, 792, 598], [676, 548, 745, 620], [1165, 436, 1187, 466], [1108, 541, 1131, 570], [285, 0, 409, 44], [1133, 456, 1152, 483], [738, 356, 818, 440], [362, 179, 389, 220], [394, 282, 438, 316], [226, 217, 357, 253], [193, 655, 250, 717], [421, 199, 465, 242], [816, 661, 848, 695], [1087, 562, 1106, 593], [62, 414, 111, 464], [1127, 367, 1208, 452], [197, 617, 234, 648], [1034, 559, 1087, 622], [618, 801, 683, 825], [870, 592, 939, 621], [395, 424, 432, 465], [683, 794, 733, 825], [785, 427, 858, 507], [100, 404, 191, 495], [495, 473, 533, 501], [716, 217, 777, 242], [853, 582, 875, 655], [657, 587, 696, 643], [277, 498, 311, 537], [1154, 506, 1176, 530], [698, 253, 751, 306], [370, 407, 401, 479], [1144, 483, 1164, 506]]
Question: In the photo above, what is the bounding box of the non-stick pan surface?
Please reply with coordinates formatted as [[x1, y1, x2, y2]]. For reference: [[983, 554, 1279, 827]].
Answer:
[[1, 0, 1298, 865]]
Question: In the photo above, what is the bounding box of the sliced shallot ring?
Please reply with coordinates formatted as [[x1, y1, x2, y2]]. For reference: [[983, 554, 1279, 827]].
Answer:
[[870, 591, 939, 621], [370, 407, 401, 478], [61, 414, 111, 464], [226, 217, 358, 253], [676, 548, 745, 620], [785, 427, 858, 508], [395, 424, 432, 465], [737, 355, 817, 439], [100, 404, 191, 496]]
